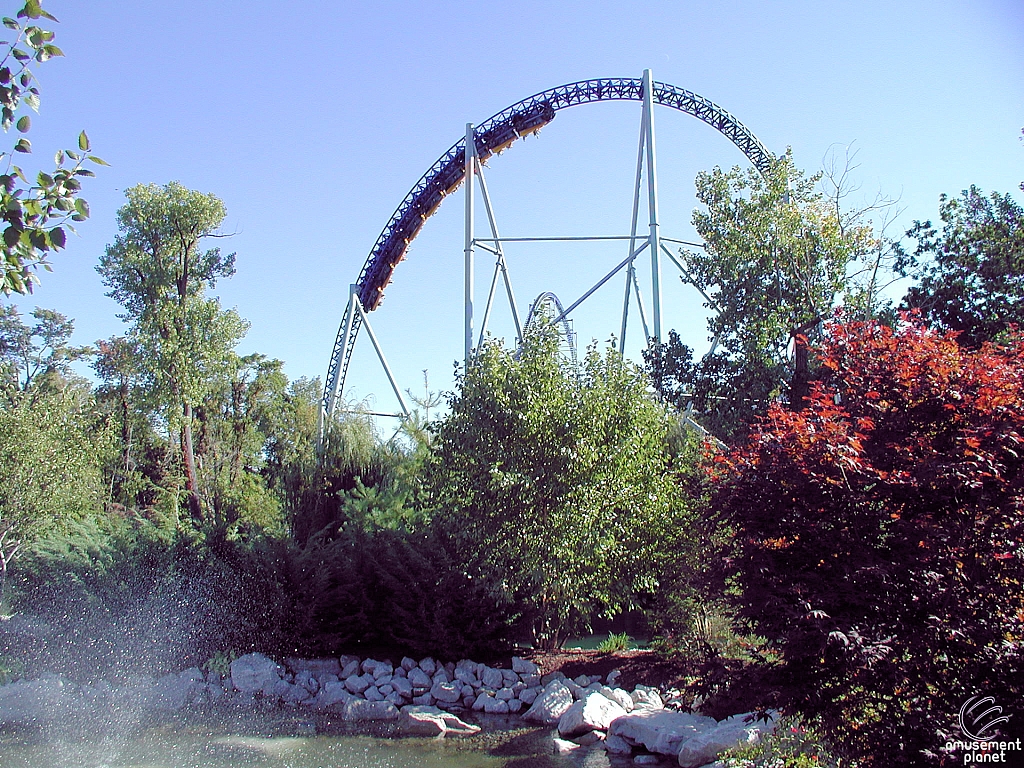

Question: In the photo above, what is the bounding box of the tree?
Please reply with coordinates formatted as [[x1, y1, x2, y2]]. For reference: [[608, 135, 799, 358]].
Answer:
[[899, 186, 1024, 348], [97, 182, 242, 524], [423, 316, 691, 647], [0, 388, 106, 601], [645, 152, 879, 441], [0, 304, 89, 394], [0, 0, 105, 295], [712, 317, 1024, 765]]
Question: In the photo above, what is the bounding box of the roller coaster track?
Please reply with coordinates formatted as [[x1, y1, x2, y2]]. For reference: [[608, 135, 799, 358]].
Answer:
[[324, 77, 772, 418]]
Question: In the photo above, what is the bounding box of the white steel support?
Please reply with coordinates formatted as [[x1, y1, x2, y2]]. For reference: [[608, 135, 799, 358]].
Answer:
[[464, 123, 476, 365], [621, 105, 648, 351], [642, 68, 662, 342], [354, 299, 411, 418], [476, 164, 523, 347], [324, 285, 359, 425]]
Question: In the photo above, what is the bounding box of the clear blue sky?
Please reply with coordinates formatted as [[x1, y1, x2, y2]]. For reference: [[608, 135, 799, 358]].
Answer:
[[7, 0, 1023, 416]]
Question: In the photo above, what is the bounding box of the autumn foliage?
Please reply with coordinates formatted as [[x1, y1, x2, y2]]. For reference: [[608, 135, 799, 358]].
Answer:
[[713, 317, 1023, 765]]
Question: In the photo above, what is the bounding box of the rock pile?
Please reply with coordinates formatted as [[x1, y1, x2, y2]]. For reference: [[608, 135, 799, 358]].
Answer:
[[0, 652, 777, 764]]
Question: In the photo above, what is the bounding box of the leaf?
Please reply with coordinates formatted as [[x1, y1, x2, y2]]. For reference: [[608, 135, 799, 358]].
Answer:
[[73, 198, 89, 218], [3, 224, 20, 247], [2, 17, 18, 30], [15, 115, 29, 132], [49, 226, 64, 248], [77, 130, 89, 151], [11, 48, 29, 62], [53, 149, 63, 165], [86, 155, 109, 166], [14, 137, 30, 153]]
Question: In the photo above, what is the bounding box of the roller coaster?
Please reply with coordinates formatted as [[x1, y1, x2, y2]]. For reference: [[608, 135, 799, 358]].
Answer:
[[321, 71, 772, 430]]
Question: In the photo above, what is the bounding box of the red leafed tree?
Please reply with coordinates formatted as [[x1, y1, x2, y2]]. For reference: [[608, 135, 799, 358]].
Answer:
[[712, 317, 1023, 766]]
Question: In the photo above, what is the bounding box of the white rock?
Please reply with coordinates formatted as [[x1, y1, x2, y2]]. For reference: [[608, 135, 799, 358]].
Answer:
[[480, 666, 504, 690], [472, 692, 493, 711], [630, 687, 663, 710], [485, 697, 509, 714], [519, 687, 540, 706], [431, 680, 462, 703], [507, 698, 523, 713], [634, 755, 660, 765], [574, 674, 592, 687], [500, 668, 519, 685], [411, 692, 434, 706], [315, 681, 354, 709], [603, 734, 633, 754], [230, 653, 282, 695], [553, 737, 581, 754], [408, 668, 432, 691], [401, 656, 418, 671], [419, 657, 437, 676], [676, 712, 777, 768], [495, 687, 515, 701], [512, 656, 539, 675], [391, 676, 413, 698], [344, 673, 374, 694], [609, 710, 717, 756], [522, 680, 574, 724], [339, 656, 361, 678], [343, 698, 399, 721], [557, 691, 629, 738], [364, 685, 385, 702]]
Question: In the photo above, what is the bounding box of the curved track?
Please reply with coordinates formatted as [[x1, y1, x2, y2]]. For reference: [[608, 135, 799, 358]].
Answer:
[[324, 77, 772, 416]]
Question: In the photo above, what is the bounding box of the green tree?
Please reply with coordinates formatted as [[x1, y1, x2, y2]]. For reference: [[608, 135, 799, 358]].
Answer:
[[898, 186, 1024, 348], [646, 153, 878, 441], [423, 316, 690, 647], [712, 318, 1024, 765], [0, 388, 106, 600], [0, 304, 89, 394], [0, 0, 105, 295], [97, 182, 242, 524]]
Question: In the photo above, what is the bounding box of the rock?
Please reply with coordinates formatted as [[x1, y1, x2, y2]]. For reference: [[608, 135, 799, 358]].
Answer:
[[294, 670, 319, 695], [575, 730, 606, 746], [315, 681, 354, 709], [574, 674, 592, 687], [431, 668, 451, 685], [601, 687, 634, 712], [485, 698, 510, 714], [557, 691, 629, 738], [523, 680, 574, 724], [378, 684, 394, 696], [609, 710, 717, 756], [676, 712, 777, 768], [230, 653, 282, 695], [344, 673, 374, 694], [495, 686, 515, 701], [412, 692, 434, 706], [480, 666, 504, 690], [419, 657, 437, 676], [630, 687, 664, 710], [285, 658, 341, 678], [606, 670, 622, 687], [364, 685, 385, 702], [151, 672, 191, 711], [431, 680, 462, 704], [401, 656, 418, 671], [604, 733, 634, 755], [472, 692, 493, 712], [385, 691, 405, 706], [522, 673, 542, 688], [398, 705, 480, 736], [391, 676, 413, 698], [280, 681, 311, 704], [501, 668, 519, 685], [507, 698, 523, 713], [512, 656, 539, 676], [408, 667, 432, 691], [339, 656, 361, 679], [634, 755, 660, 765], [343, 698, 399, 721], [519, 687, 540, 706], [553, 737, 581, 754], [541, 670, 566, 686]]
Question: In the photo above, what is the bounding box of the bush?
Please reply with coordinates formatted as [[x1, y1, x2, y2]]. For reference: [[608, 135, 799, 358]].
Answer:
[[712, 318, 1024, 765]]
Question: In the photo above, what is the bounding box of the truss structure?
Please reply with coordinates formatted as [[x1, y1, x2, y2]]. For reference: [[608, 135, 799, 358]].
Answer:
[[321, 71, 772, 435]]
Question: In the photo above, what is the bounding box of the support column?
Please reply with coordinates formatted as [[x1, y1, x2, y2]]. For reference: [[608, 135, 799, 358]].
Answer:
[[642, 69, 662, 342], [464, 123, 476, 365]]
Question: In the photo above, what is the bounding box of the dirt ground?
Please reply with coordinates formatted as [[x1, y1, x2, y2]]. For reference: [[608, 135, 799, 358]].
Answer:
[[520, 648, 693, 691]]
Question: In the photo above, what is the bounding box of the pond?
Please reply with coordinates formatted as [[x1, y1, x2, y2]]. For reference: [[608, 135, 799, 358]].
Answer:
[[0, 709, 620, 768]]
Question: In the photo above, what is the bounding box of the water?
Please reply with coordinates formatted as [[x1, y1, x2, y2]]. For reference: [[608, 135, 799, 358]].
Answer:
[[0, 712, 618, 768]]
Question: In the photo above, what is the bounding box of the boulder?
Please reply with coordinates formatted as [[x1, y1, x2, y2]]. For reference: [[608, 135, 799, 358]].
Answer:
[[609, 709, 717, 756], [401, 656, 418, 671], [344, 673, 374, 694], [399, 705, 481, 736], [603, 733, 634, 755], [408, 667, 432, 691], [676, 712, 777, 768], [553, 737, 581, 754], [0, 676, 70, 724], [430, 680, 462, 704], [419, 657, 437, 676], [511, 656, 539, 676], [480, 666, 504, 690], [230, 653, 282, 695], [315, 681, 354, 709], [343, 698, 399, 721], [339, 656, 361, 679], [630, 686, 664, 710], [522, 680, 574, 724], [557, 691, 629, 738], [391, 676, 413, 699], [519, 687, 540, 706]]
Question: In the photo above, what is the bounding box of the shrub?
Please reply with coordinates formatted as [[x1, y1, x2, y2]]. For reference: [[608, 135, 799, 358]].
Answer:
[[712, 318, 1024, 765]]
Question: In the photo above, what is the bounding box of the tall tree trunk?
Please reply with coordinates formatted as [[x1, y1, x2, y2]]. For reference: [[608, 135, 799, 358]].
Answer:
[[182, 401, 203, 524]]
